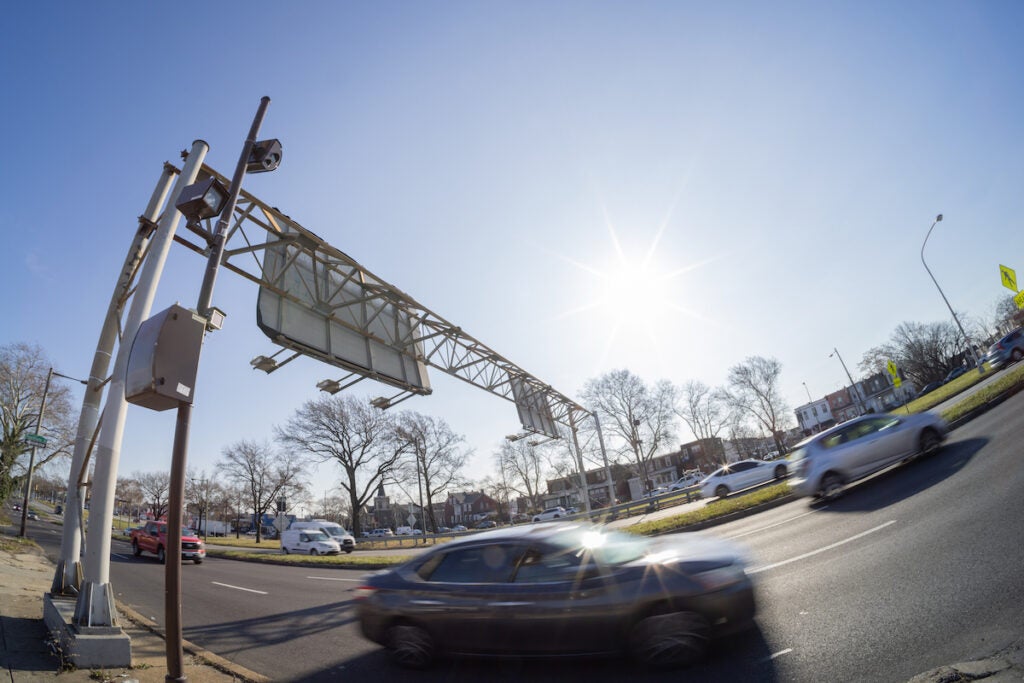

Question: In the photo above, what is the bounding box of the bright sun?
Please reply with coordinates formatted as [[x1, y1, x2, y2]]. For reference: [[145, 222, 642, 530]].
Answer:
[[554, 216, 713, 364]]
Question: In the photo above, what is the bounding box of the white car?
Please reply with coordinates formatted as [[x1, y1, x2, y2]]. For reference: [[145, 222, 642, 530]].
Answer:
[[280, 529, 341, 556], [700, 459, 788, 499], [668, 471, 705, 491], [532, 506, 567, 522]]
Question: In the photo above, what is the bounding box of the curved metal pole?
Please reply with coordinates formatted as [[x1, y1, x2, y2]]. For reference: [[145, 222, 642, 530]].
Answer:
[[920, 214, 979, 367]]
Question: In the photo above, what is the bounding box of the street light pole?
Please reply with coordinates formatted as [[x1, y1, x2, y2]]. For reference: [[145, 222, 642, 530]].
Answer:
[[830, 348, 865, 415], [802, 382, 813, 404], [19, 369, 52, 537], [920, 214, 980, 368]]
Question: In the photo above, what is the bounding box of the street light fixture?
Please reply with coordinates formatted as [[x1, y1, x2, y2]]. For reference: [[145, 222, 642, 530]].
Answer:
[[175, 177, 230, 225], [920, 214, 981, 368]]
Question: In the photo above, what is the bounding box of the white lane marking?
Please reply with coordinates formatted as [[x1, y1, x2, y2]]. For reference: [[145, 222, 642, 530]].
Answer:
[[724, 508, 825, 539], [747, 520, 896, 574], [306, 576, 361, 582], [768, 648, 793, 660], [211, 581, 267, 595], [112, 553, 133, 560]]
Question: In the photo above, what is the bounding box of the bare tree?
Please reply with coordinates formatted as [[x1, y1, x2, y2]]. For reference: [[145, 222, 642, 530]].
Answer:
[[674, 380, 729, 461], [393, 412, 470, 533], [581, 370, 676, 492], [726, 356, 791, 454], [276, 394, 408, 537], [133, 470, 171, 520], [496, 440, 548, 513], [990, 295, 1018, 337], [185, 469, 225, 537], [0, 343, 76, 504], [859, 320, 964, 387], [218, 440, 305, 543]]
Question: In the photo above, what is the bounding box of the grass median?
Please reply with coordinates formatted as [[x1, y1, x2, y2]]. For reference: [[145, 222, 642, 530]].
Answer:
[[939, 362, 1024, 423], [207, 548, 411, 569], [625, 483, 792, 537]]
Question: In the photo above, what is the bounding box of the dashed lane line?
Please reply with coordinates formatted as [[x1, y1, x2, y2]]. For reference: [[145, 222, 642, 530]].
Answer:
[[747, 520, 896, 574], [306, 576, 361, 582], [211, 581, 268, 595]]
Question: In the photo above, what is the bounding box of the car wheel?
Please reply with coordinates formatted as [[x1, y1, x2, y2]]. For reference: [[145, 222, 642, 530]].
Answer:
[[715, 485, 729, 499], [193, 558, 203, 565], [282, 546, 290, 555], [157, 546, 166, 564], [533, 517, 540, 523], [774, 464, 787, 480], [132, 541, 141, 557], [820, 473, 843, 500], [1012, 349, 1023, 362], [919, 428, 942, 457], [345, 548, 354, 554], [629, 610, 710, 669], [386, 623, 435, 669], [310, 548, 319, 556]]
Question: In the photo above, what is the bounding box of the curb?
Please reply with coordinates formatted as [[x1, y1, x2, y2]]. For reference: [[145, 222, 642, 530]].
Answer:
[[946, 379, 1024, 431], [115, 602, 270, 683]]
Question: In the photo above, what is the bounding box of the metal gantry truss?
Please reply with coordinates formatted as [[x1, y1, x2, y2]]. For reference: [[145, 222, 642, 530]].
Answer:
[[171, 163, 588, 436]]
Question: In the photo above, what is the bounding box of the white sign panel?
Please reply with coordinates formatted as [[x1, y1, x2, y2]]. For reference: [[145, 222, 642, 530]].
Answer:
[[257, 228, 430, 393], [511, 376, 559, 439]]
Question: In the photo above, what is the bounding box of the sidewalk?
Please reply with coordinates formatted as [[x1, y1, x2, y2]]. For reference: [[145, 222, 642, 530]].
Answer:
[[0, 533, 264, 683]]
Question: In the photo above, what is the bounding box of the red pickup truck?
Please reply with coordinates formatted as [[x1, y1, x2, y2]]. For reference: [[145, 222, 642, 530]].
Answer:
[[130, 521, 206, 564]]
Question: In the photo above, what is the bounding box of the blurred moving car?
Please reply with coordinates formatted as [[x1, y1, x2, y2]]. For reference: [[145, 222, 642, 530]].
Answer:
[[788, 412, 947, 500], [699, 459, 787, 499], [355, 522, 755, 669], [985, 328, 1024, 370], [27, 511, 40, 521], [452, 524, 468, 532], [280, 529, 341, 556], [289, 520, 356, 553], [532, 506, 567, 522], [475, 520, 497, 529], [916, 380, 945, 398]]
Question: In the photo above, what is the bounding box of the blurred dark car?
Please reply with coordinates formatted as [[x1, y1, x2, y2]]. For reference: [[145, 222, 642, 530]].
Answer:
[[475, 520, 497, 529], [916, 380, 944, 398], [943, 366, 968, 383], [355, 522, 755, 669]]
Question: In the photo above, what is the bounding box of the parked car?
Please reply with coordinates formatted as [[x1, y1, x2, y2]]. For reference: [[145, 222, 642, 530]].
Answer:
[[369, 528, 394, 538], [475, 520, 497, 529], [452, 524, 468, 532], [355, 522, 755, 669], [643, 486, 670, 498], [700, 459, 787, 499], [532, 506, 567, 522], [916, 380, 945, 398], [985, 328, 1024, 370], [280, 529, 341, 556], [944, 366, 968, 383], [788, 412, 948, 500], [435, 526, 452, 534], [668, 471, 705, 491], [396, 526, 417, 536]]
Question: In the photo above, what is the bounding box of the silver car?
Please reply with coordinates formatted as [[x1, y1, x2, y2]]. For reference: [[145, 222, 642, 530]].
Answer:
[[788, 412, 947, 500], [985, 327, 1024, 370]]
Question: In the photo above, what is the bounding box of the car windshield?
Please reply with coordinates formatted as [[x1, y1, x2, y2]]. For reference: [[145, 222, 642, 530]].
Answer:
[[546, 526, 650, 566], [787, 446, 809, 463], [321, 525, 346, 536], [307, 531, 329, 541]]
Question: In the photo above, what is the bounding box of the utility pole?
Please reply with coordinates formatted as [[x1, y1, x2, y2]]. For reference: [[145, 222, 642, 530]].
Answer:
[[19, 369, 52, 537]]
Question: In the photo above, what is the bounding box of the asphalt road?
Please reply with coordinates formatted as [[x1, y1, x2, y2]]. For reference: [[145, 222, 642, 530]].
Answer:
[[27, 391, 1024, 682]]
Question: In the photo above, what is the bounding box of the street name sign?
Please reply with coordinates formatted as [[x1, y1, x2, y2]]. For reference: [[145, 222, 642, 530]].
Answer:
[[23, 433, 47, 447]]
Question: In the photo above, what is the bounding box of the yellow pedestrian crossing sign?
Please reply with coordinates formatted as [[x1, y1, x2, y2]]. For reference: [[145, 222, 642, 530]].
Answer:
[[1000, 264, 1017, 293], [1015, 290, 1024, 310], [886, 360, 902, 388]]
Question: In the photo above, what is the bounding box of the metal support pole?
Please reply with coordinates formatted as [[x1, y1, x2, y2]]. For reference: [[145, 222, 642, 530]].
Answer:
[[831, 348, 865, 415], [74, 140, 208, 629], [591, 413, 615, 508], [568, 409, 592, 515], [921, 214, 981, 369], [19, 369, 52, 537], [53, 163, 176, 595], [165, 96, 271, 683]]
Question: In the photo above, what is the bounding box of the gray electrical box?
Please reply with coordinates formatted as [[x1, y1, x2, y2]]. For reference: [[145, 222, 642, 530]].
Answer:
[[126, 304, 207, 411]]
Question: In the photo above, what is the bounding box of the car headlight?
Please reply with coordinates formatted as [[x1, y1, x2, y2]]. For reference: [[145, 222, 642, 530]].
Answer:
[[692, 564, 746, 591]]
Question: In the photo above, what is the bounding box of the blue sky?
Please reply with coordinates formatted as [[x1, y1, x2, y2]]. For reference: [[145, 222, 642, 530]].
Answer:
[[3, 2, 1022, 501]]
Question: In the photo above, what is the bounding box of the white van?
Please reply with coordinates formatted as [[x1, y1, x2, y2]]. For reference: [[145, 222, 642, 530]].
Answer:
[[280, 529, 341, 556], [290, 520, 356, 554]]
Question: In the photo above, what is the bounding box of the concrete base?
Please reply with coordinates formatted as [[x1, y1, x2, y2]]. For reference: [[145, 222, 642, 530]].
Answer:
[[43, 593, 131, 668]]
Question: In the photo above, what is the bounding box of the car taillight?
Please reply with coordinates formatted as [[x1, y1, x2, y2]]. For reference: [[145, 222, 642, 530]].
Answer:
[[353, 585, 378, 600]]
